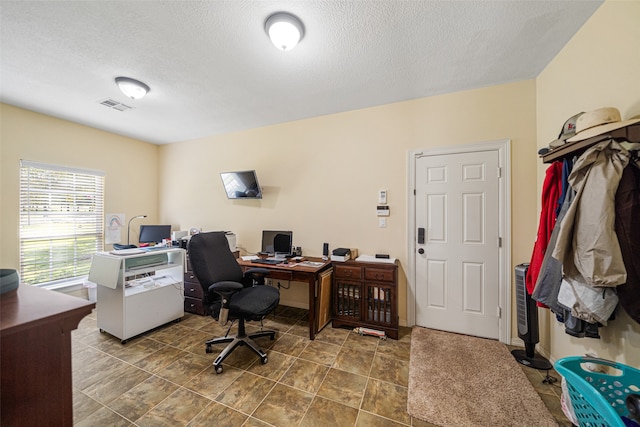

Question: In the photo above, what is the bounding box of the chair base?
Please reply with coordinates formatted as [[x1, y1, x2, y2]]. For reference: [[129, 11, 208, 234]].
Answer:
[[205, 320, 276, 374]]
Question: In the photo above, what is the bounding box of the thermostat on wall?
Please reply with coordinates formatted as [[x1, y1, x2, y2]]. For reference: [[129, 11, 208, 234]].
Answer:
[[378, 190, 387, 204], [377, 205, 390, 216]]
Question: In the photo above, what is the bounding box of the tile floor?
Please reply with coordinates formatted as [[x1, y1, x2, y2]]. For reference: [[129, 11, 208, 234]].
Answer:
[[71, 306, 572, 426]]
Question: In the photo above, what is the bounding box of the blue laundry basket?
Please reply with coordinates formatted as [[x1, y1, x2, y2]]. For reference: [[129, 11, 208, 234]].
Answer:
[[555, 356, 640, 427]]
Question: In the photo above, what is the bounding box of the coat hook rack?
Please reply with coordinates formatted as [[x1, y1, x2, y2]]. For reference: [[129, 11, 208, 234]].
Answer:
[[541, 123, 640, 163]]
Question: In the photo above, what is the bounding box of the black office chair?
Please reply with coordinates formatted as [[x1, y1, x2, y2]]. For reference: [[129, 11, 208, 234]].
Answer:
[[188, 232, 280, 374]]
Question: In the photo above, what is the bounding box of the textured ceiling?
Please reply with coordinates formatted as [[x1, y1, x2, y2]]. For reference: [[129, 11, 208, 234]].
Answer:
[[0, 1, 602, 145]]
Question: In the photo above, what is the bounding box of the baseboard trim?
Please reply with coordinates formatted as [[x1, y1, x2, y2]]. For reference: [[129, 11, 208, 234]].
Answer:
[[278, 299, 308, 310]]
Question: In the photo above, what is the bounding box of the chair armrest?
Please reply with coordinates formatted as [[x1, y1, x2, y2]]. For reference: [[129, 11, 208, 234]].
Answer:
[[208, 281, 243, 325], [209, 281, 243, 293], [244, 268, 270, 286], [245, 267, 270, 276]]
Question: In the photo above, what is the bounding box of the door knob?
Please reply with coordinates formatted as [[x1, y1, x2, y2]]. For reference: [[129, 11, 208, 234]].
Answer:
[[418, 248, 424, 254]]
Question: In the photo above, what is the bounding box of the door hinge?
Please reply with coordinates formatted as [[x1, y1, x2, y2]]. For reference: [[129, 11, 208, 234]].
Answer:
[[413, 189, 416, 196], [498, 237, 502, 248], [497, 306, 502, 318], [497, 167, 502, 178]]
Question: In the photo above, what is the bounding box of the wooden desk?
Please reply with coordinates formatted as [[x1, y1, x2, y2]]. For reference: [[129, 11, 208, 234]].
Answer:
[[1, 285, 95, 426], [238, 257, 332, 340]]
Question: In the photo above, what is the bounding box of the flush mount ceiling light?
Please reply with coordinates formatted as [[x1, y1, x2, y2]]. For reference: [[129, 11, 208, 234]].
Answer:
[[265, 12, 305, 51], [115, 77, 150, 100]]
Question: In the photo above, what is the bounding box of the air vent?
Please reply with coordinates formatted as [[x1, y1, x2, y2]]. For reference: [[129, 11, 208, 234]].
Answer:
[[98, 98, 133, 111]]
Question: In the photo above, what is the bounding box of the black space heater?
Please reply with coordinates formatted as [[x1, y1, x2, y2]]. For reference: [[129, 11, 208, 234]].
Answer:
[[511, 263, 553, 371]]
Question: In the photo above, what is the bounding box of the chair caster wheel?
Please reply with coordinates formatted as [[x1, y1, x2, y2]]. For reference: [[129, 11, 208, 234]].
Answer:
[[205, 345, 213, 354], [261, 356, 268, 364], [214, 364, 223, 374]]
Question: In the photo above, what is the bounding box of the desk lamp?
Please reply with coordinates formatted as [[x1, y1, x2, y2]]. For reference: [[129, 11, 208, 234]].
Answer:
[[127, 215, 147, 245]]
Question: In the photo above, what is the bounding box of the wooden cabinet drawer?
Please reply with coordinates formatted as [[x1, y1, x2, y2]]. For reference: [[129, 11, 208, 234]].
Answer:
[[184, 271, 198, 283], [184, 282, 203, 298], [184, 297, 205, 315], [334, 265, 362, 280], [364, 267, 394, 283]]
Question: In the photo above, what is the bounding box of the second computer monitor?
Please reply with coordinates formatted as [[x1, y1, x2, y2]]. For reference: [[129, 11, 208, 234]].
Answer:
[[261, 230, 293, 257], [139, 225, 172, 244]]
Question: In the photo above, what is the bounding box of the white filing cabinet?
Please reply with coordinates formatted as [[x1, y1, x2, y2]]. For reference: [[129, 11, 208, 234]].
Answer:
[[88, 248, 185, 343]]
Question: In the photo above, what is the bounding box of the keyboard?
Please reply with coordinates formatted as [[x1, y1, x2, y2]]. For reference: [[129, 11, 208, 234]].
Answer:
[[251, 259, 284, 265]]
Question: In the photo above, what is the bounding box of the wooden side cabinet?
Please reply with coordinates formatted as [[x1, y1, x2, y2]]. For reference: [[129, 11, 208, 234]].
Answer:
[[332, 260, 399, 339]]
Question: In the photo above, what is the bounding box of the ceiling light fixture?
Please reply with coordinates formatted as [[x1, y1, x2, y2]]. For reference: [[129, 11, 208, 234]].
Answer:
[[265, 12, 305, 51], [115, 77, 150, 100]]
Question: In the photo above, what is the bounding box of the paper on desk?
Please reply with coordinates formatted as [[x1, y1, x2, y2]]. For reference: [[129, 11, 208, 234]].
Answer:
[[242, 255, 259, 261], [356, 255, 396, 264], [296, 261, 325, 268]]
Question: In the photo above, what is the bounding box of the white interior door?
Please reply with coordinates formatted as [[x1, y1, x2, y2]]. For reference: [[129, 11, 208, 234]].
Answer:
[[415, 149, 501, 339]]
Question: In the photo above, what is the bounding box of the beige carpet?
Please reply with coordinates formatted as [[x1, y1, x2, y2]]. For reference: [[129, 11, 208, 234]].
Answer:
[[407, 327, 558, 427]]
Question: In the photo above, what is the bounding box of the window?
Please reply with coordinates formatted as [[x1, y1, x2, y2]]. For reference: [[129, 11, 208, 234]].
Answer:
[[19, 160, 105, 286]]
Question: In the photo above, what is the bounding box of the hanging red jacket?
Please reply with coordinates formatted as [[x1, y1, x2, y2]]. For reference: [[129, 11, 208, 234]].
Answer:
[[526, 161, 563, 296]]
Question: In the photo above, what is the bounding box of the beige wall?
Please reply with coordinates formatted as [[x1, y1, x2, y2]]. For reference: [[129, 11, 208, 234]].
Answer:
[[536, 0, 640, 366], [159, 80, 539, 328], [0, 104, 160, 270]]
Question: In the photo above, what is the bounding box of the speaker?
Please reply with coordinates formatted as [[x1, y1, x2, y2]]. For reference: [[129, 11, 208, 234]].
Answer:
[[323, 243, 329, 257]]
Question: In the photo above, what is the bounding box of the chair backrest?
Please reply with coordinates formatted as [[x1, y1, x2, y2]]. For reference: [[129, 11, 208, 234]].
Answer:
[[188, 232, 244, 290], [273, 233, 291, 254]]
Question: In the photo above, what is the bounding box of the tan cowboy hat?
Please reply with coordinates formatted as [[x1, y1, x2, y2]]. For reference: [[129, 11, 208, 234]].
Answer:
[[566, 107, 640, 143]]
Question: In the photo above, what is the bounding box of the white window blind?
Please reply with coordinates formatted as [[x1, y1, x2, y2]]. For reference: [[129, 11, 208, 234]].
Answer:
[[19, 160, 105, 286]]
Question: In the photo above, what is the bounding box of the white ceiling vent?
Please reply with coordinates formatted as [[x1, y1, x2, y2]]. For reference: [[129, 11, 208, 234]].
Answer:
[[98, 98, 133, 112]]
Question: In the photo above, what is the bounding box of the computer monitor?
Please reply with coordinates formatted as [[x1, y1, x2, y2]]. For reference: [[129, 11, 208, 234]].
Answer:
[[138, 225, 172, 244], [261, 230, 293, 257]]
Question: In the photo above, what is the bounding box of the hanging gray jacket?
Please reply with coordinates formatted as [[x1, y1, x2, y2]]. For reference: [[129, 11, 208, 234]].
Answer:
[[552, 139, 629, 287], [552, 139, 629, 323]]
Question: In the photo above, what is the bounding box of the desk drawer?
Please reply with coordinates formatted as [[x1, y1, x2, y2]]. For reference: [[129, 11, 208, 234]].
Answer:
[[364, 267, 394, 283], [243, 267, 293, 281], [266, 270, 293, 281], [184, 282, 203, 299], [334, 265, 362, 280], [184, 271, 199, 283], [184, 297, 205, 315]]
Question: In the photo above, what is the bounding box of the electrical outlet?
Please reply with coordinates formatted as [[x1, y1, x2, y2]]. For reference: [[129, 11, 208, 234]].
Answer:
[[379, 218, 387, 228]]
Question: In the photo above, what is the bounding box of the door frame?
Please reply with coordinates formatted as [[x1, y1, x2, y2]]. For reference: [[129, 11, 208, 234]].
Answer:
[[407, 139, 511, 343]]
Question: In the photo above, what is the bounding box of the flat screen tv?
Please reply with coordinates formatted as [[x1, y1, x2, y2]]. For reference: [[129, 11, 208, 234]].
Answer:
[[220, 170, 262, 199], [138, 225, 172, 244]]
